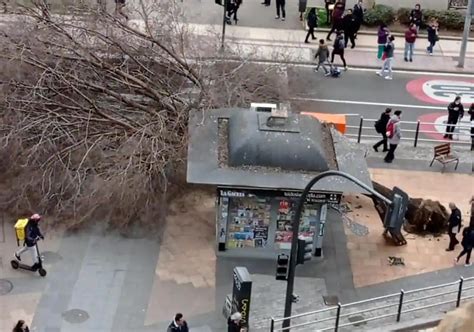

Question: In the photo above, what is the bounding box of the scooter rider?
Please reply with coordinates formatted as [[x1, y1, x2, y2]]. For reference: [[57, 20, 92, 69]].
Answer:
[[14, 214, 44, 267]]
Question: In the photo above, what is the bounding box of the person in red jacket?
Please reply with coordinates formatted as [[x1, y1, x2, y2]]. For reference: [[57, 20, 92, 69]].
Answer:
[[404, 23, 417, 62]]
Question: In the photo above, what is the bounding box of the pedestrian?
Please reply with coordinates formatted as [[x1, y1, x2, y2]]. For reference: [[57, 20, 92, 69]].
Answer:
[[12, 320, 30, 332], [376, 23, 390, 60], [383, 110, 402, 163], [426, 18, 439, 56], [299, 0, 307, 21], [468, 103, 474, 150], [261, 0, 270, 6], [229, 0, 242, 24], [314, 39, 331, 76], [330, 30, 347, 71], [404, 23, 417, 62], [455, 224, 474, 267], [409, 4, 423, 32], [342, 9, 357, 48], [228, 312, 243, 332], [275, 0, 286, 21], [326, 0, 345, 41], [325, 0, 335, 25], [373, 108, 392, 152], [14, 214, 44, 266], [376, 35, 395, 80], [305, 8, 318, 43], [114, 0, 128, 20], [444, 96, 464, 140], [446, 203, 462, 251], [167, 313, 189, 332], [353, 0, 364, 37]]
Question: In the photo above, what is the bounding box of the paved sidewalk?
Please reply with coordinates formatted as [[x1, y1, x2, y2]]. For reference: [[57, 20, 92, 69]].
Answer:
[[188, 23, 474, 73]]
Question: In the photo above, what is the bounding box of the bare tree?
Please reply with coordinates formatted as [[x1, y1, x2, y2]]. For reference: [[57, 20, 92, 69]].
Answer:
[[0, 0, 288, 231]]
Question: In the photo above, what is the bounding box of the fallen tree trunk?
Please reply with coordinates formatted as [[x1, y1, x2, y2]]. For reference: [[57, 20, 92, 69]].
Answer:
[[370, 181, 449, 235]]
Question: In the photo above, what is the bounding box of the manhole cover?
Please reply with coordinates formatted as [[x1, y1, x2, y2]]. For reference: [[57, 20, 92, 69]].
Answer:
[[323, 295, 339, 306], [61, 309, 89, 324], [0, 279, 13, 295], [41, 251, 63, 264], [348, 315, 366, 326]]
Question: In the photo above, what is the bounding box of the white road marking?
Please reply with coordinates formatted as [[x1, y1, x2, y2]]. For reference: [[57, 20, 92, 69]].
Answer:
[[291, 97, 447, 110]]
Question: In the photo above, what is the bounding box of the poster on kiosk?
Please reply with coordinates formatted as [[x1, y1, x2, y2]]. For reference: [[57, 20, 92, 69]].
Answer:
[[232, 267, 252, 328]]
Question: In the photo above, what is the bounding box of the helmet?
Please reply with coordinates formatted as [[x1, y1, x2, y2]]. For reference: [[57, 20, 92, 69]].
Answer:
[[30, 214, 41, 221]]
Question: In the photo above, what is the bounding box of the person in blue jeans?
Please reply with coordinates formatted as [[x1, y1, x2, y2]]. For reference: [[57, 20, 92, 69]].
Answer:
[[426, 18, 439, 55], [404, 24, 417, 62]]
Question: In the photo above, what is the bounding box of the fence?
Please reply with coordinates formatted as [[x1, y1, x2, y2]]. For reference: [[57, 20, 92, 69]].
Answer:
[[270, 276, 474, 332], [343, 115, 473, 149]]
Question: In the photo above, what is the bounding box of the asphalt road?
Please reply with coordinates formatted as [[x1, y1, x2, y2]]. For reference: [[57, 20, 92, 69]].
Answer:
[[287, 66, 474, 142]]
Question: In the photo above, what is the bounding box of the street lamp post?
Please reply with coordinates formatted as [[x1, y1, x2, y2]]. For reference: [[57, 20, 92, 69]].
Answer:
[[221, 0, 227, 50], [281, 170, 392, 330], [457, 0, 473, 68]]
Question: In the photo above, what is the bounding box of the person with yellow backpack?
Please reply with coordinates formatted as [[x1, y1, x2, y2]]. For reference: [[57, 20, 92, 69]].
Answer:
[[14, 214, 44, 267]]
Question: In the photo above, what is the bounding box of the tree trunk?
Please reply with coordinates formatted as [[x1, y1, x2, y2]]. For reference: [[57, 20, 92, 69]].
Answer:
[[369, 181, 450, 235]]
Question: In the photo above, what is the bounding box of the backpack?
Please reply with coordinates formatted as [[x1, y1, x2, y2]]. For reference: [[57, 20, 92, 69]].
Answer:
[[386, 121, 394, 139], [330, 66, 341, 78], [337, 37, 345, 50], [14, 218, 29, 246], [374, 119, 382, 133]]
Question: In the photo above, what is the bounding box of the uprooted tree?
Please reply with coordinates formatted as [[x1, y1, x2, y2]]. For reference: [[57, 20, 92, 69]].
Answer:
[[0, 0, 288, 231]]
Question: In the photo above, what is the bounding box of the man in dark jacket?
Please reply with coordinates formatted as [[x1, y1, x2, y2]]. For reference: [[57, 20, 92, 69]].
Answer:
[[167, 313, 189, 332], [305, 8, 318, 43], [456, 225, 474, 266], [353, 0, 364, 36], [373, 108, 392, 152], [343, 9, 357, 48], [14, 214, 44, 266], [409, 4, 423, 31], [444, 96, 464, 139], [446, 203, 462, 251]]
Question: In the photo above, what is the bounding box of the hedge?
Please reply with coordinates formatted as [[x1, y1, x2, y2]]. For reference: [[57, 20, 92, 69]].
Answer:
[[396, 7, 466, 30], [364, 4, 395, 26]]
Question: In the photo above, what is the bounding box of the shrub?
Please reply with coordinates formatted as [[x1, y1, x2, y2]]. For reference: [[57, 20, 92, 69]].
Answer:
[[396, 8, 411, 25], [437, 10, 465, 30], [364, 4, 395, 26]]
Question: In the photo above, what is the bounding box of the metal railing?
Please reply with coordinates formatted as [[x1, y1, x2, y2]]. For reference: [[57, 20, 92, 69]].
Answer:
[[343, 116, 473, 149], [270, 276, 474, 332]]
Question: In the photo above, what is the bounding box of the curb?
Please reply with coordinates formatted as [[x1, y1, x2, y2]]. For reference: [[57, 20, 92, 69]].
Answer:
[[315, 27, 474, 42], [202, 55, 474, 76]]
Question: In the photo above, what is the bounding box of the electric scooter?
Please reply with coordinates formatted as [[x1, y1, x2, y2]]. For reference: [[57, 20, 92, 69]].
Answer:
[[11, 239, 47, 277]]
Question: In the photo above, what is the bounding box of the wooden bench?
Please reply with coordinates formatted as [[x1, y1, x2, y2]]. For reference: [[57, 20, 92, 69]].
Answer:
[[429, 143, 459, 171]]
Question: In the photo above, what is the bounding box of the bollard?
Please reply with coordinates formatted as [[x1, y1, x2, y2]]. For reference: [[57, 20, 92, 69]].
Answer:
[[457, 277, 464, 307], [414, 120, 420, 147], [335, 303, 342, 332], [357, 117, 364, 143], [397, 289, 405, 322]]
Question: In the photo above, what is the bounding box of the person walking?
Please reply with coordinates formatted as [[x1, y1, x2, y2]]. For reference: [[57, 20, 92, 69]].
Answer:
[[376, 23, 390, 60], [376, 35, 395, 80], [468, 103, 474, 151], [167, 313, 189, 332], [444, 96, 464, 140], [384, 110, 402, 163], [373, 108, 392, 152], [330, 31, 347, 70], [230, 0, 242, 24], [299, 0, 307, 21], [446, 203, 462, 251], [14, 214, 44, 266], [305, 8, 318, 43], [343, 8, 357, 48], [404, 23, 417, 62], [426, 18, 439, 56], [325, 0, 336, 25], [228, 312, 243, 332], [455, 224, 474, 267], [326, 0, 345, 41], [353, 0, 364, 37], [409, 4, 423, 32], [314, 39, 331, 76], [114, 0, 128, 20], [275, 0, 286, 21], [12, 320, 30, 332]]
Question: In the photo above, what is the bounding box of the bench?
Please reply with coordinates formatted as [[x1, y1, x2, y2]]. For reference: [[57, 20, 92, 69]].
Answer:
[[429, 143, 459, 171]]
